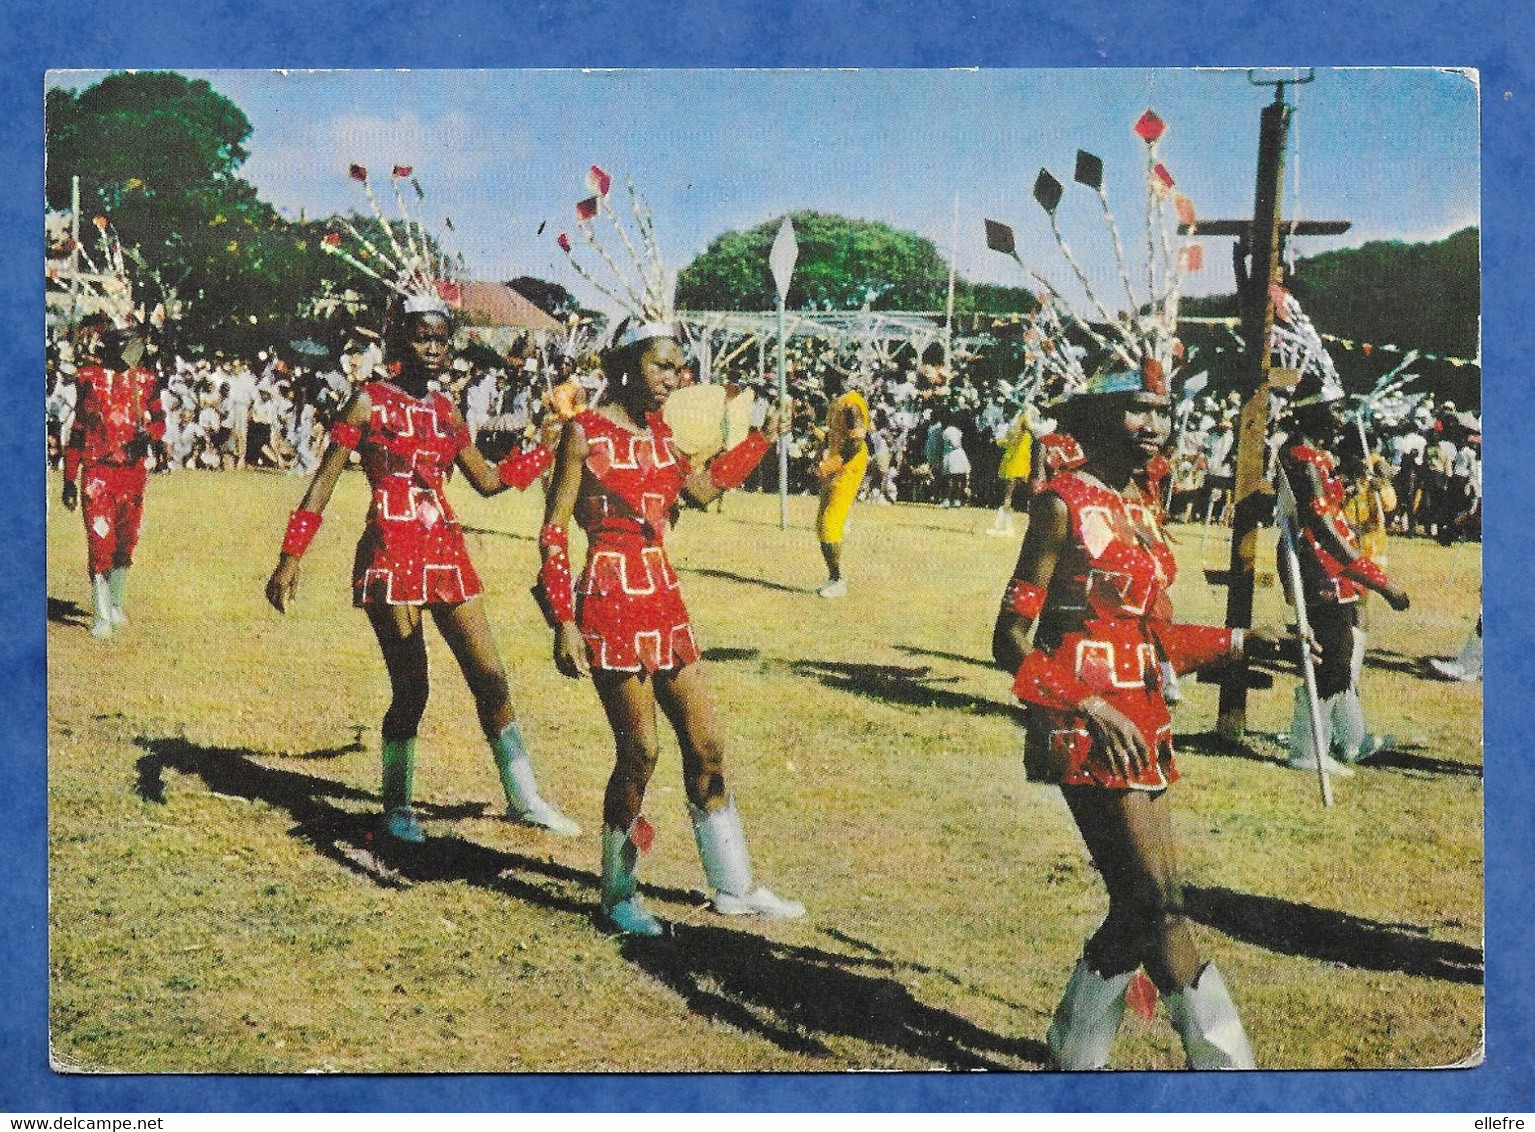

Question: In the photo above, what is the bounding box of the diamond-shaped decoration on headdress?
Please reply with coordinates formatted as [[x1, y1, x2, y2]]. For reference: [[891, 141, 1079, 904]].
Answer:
[[575, 196, 599, 222], [1033, 169, 1064, 215], [1134, 110, 1166, 143], [984, 218, 1016, 256], [1074, 150, 1104, 190]]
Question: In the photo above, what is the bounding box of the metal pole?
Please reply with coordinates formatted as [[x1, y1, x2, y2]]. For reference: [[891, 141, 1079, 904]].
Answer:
[[944, 190, 958, 373], [777, 294, 789, 530]]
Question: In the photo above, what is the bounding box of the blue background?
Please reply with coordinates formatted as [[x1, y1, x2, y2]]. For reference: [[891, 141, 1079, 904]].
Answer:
[[3, 0, 1529, 1112]]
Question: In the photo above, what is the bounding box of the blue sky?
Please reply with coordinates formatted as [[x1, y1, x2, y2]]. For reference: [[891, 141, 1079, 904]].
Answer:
[[55, 68, 1480, 315]]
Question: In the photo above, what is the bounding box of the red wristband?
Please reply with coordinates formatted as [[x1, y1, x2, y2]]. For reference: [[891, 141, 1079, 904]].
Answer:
[[281, 509, 323, 558], [329, 421, 362, 450], [64, 447, 81, 483], [499, 445, 554, 490], [535, 523, 576, 625], [708, 431, 770, 491], [1343, 556, 1391, 590], [1004, 578, 1048, 620]]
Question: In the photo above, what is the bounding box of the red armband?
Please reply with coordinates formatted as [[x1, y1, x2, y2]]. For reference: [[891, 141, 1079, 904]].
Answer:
[[1153, 622, 1234, 676], [146, 419, 166, 442], [1013, 648, 1097, 711], [534, 523, 576, 625], [708, 431, 770, 492], [1343, 556, 1391, 590], [1003, 579, 1047, 620], [281, 509, 323, 558], [499, 445, 554, 490], [63, 447, 81, 484]]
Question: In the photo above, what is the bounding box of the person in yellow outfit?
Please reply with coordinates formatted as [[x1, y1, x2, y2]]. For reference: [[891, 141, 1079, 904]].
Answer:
[[987, 407, 1037, 536], [814, 370, 870, 598]]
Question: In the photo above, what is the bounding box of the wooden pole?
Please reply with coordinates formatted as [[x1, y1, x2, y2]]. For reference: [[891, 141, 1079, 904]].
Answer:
[[1217, 84, 1291, 741]]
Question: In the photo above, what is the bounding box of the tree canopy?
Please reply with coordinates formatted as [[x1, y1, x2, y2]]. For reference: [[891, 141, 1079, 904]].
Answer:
[[677, 211, 954, 312]]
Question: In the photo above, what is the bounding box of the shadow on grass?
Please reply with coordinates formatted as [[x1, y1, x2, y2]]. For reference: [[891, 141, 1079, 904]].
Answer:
[[1173, 730, 1285, 766], [1364, 647, 1438, 678], [621, 924, 1046, 1068], [48, 596, 90, 627], [700, 646, 761, 663], [1185, 886, 1483, 985], [1359, 745, 1482, 779], [682, 566, 804, 594], [130, 734, 1042, 1067], [786, 659, 1015, 719], [893, 643, 996, 671], [130, 735, 699, 909]]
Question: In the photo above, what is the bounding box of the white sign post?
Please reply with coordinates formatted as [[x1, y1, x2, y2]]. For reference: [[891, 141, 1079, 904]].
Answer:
[[769, 218, 799, 530]]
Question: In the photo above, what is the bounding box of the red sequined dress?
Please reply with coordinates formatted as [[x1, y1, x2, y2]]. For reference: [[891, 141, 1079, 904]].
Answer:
[[573, 409, 700, 673], [1279, 443, 1365, 605], [351, 380, 482, 606], [1014, 471, 1232, 790]]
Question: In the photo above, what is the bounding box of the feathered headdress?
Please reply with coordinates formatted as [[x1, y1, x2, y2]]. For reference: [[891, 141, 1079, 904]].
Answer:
[[69, 215, 140, 329], [555, 166, 675, 350], [985, 108, 1203, 402], [1270, 285, 1345, 408], [322, 164, 459, 316]]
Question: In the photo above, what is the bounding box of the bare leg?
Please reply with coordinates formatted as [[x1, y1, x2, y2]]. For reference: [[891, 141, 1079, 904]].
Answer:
[[429, 596, 513, 739], [592, 669, 661, 831], [1061, 786, 1200, 992], [653, 662, 728, 812], [820, 542, 842, 582], [366, 603, 429, 744]]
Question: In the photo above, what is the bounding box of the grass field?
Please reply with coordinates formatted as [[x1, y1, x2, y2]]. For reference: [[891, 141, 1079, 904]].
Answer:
[[46, 468, 1483, 1073]]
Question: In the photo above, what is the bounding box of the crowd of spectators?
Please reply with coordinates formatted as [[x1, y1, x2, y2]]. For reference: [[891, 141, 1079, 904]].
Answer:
[[44, 337, 1480, 545]]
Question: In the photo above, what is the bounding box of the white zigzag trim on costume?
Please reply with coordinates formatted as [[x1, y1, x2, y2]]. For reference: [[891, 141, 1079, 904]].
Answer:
[[582, 546, 679, 597], [1075, 639, 1159, 690], [585, 431, 677, 472]]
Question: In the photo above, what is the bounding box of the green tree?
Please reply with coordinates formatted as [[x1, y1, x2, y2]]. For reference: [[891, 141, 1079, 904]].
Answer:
[[677, 211, 952, 312], [46, 71, 252, 213]]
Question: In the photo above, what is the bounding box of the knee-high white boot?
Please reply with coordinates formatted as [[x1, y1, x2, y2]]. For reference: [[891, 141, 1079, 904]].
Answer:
[[600, 822, 664, 937], [1045, 956, 1133, 1070], [107, 565, 130, 627], [1163, 963, 1257, 1069], [491, 722, 580, 836], [89, 573, 113, 638], [1286, 685, 1355, 778], [689, 798, 804, 918]]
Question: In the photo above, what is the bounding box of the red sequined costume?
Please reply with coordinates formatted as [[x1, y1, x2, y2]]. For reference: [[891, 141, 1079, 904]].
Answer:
[[1014, 471, 1232, 790], [573, 409, 700, 673], [351, 380, 482, 606], [1279, 443, 1367, 605], [64, 363, 165, 577]]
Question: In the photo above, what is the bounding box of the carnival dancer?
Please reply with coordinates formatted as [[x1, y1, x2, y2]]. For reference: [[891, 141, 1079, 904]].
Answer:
[[62, 326, 165, 638], [548, 167, 803, 936], [265, 165, 575, 844], [987, 110, 1304, 1070], [814, 369, 871, 597], [1278, 371, 1411, 773], [993, 363, 1309, 1069]]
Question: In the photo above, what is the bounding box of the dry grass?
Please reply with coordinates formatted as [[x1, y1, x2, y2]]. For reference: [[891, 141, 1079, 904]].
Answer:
[[47, 468, 1483, 1073]]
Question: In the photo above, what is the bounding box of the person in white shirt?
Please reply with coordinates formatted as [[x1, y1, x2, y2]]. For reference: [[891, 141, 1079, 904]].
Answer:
[[225, 361, 259, 469]]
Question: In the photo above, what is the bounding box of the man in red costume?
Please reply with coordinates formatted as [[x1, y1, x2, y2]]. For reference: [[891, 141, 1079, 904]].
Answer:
[[62, 327, 165, 638]]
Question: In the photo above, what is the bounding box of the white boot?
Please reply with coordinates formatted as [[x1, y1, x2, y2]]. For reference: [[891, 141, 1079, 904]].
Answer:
[[986, 507, 1015, 536], [1045, 956, 1133, 1070], [89, 573, 113, 638], [107, 565, 130, 627], [690, 799, 804, 918], [599, 823, 664, 936], [1163, 964, 1256, 1069], [1286, 687, 1355, 778], [492, 723, 580, 836]]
